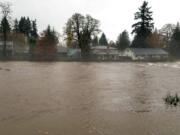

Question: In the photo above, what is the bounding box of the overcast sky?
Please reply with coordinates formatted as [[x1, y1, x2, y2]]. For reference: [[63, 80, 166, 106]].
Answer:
[[2, 0, 180, 41]]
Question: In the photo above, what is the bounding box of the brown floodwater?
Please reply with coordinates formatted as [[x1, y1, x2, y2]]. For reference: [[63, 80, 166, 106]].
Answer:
[[0, 61, 180, 135]]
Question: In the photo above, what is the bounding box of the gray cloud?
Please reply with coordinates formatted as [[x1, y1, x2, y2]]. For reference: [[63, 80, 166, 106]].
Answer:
[[1, 0, 180, 41]]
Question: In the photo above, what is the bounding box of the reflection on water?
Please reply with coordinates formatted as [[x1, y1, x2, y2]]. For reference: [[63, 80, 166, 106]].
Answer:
[[0, 62, 180, 135]]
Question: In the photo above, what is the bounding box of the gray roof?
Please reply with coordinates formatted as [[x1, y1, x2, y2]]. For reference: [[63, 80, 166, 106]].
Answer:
[[91, 46, 116, 50], [129, 48, 168, 55]]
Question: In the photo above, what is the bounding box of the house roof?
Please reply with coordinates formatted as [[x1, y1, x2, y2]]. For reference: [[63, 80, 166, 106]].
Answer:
[[91, 46, 116, 50], [129, 48, 168, 55]]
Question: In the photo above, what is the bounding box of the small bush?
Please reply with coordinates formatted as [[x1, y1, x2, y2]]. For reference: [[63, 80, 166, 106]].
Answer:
[[164, 93, 180, 106]]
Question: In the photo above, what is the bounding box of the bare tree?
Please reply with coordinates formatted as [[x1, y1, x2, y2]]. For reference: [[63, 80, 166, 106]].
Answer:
[[159, 24, 175, 48], [0, 2, 12, 57], [0, 2, 11, 17], [64, 13, 100, 57]]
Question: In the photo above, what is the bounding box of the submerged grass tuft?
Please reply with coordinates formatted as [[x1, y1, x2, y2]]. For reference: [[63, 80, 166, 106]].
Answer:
[[164, 93, 180, 106]]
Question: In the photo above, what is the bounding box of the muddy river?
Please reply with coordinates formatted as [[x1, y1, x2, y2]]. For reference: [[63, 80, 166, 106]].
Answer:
[[0, 62, 180, 135]]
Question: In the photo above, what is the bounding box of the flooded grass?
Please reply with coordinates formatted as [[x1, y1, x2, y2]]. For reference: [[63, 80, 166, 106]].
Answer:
[[164, 93, 180, 106]]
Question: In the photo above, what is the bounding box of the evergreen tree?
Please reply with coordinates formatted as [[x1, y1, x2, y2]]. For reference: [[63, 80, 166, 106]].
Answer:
[[0, 2, 12, 56], [31, 20, 38, 39], [46, 25, 51, 37], [24, 17, 31, 37], [131, 1, 154, 48], [99, 33, 108, 46], [13, 19, 19, 33], [18, 17, 38, 39], [171, 23, 180, 41], [0, 24, 2, 36], [44, 25, 59, 45], [1, 16, 11, 56], [92, 36, 99, 46], [29, 20, 38, 55], [1, 17, 11, 33], [18, 17, 32, 37], [52, 28, 59, 45], [116, 30, 130, 50], [19, 17, 26, 34]]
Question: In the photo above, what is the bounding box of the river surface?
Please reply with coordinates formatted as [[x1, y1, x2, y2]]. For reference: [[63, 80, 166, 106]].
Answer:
[[0, 62, 180, 135]]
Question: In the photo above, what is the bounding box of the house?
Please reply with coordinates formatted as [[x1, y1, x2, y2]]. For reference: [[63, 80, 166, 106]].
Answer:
[[91, 45, 120, 60], [0, 41, 14, 56], [0, 33, 29, 56], [67, 49, 81, 58], [57, 46, 68, 56], [57, 46, 81, 58], [12, 33, 29, 54], [125, 48, 169, 61]]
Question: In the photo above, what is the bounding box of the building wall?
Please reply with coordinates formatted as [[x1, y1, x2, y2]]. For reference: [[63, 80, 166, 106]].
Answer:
[[124, 48, 169, 61], [12, 34, 29, 53], [0, 41, 14, 56]]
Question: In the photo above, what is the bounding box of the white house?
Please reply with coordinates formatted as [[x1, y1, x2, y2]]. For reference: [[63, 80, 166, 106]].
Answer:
[[0, 41, 14, 56], [91, 46, 120, 60], [125, 48, 169, 60], [67, 49, 81, 58], [57, 46, 68, 56]]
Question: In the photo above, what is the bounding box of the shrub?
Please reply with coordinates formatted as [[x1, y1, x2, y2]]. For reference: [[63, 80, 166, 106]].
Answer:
[[164, 93, 180, 106]]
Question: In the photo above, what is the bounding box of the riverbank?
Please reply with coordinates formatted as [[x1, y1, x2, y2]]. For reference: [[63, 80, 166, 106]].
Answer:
[[0, 55, 175, 62]]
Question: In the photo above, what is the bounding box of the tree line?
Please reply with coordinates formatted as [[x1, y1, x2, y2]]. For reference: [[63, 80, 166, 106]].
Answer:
[[1, 1, 180, 59], [64, 1, 180, 57], [0, 2, 58, 60]]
